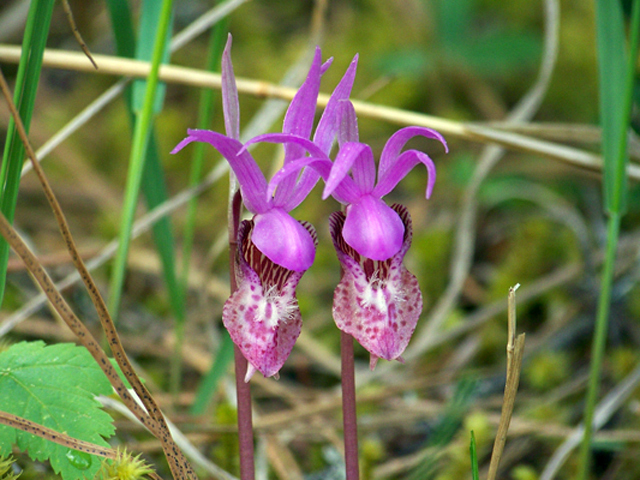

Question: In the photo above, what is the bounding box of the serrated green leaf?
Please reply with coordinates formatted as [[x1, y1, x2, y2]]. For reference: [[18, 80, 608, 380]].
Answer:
[[0, 341, 115, 480]]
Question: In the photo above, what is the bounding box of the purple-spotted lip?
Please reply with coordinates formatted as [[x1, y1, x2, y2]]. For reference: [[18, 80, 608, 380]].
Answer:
[[329, 204, 422, 365]]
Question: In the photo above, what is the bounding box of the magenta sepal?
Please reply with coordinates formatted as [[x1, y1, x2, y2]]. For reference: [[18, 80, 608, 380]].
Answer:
[[224, 219, 318, 381], [329, 204, 422, 368]]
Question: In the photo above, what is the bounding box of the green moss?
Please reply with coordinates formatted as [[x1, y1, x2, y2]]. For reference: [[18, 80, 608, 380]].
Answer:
[[524, 351, 571, 391], [511, 464, 539, 480], [412, 229, 453, 305], [210, 403, 239, 476], [608, 347, 639, 383]]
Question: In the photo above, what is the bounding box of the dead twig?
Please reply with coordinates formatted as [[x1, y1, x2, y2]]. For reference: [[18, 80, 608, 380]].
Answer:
[[60, 0, 98, 69], [487, 285, 526, 480]]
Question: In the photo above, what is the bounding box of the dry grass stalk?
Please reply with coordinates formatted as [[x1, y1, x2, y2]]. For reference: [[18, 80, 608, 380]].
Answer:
[[0, 68, 196, 480], [487, 285, 526, 480]]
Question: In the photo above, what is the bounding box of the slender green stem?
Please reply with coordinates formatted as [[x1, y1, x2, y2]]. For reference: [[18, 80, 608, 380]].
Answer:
[[107, 0, 174, 321], [576, 212, 620, 478], [178, 15, 228, 405], [577, 0, 640, 476], [341, 331, 360, 480]]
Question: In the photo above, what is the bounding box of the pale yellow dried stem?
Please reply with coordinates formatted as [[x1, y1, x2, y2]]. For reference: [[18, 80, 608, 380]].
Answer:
[[487, 286, 525, 480], [1, 45, 639, 181]]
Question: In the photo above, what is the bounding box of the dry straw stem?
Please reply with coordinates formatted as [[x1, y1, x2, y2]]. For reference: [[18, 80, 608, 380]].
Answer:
[[1, 46, 640, 180], [0, 410, 116, 460], [60, 0, 98, 70], [487, 285, 525, 480], [0, 70, 196, 480]]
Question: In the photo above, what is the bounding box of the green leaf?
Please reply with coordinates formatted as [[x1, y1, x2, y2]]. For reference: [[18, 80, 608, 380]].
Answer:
[[595, 0, 628, 213], [0, 342, 115, 480]]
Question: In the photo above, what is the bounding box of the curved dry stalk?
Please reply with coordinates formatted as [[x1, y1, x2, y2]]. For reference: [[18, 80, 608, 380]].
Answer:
[[409, 0, 562, 356], [60, 0, 97, 69], [0, 411, 116, 459], [0, 69, 196, 480]]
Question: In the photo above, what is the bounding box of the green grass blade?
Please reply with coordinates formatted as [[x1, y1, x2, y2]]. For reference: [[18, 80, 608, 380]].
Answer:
[[470, 431, 479, 480], [577, 1, 640, 478], [190, 333, 235, 415], [0, 0, 55, 307], [107, 0, 175, 322], [132, 2, 181, 395], [105, 0, 186, 395], [182, 13, 230, 411], [132, 1, 172, 114], [595, 0, 628, 214], [104, 0, 136, 59], [180, 14, 228, 299]]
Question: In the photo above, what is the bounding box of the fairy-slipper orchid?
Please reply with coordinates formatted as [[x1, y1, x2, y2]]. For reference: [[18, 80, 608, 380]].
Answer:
[[330, 204, 421, 369], [171, 35, 340, 379], [224, 219, 318, 381]]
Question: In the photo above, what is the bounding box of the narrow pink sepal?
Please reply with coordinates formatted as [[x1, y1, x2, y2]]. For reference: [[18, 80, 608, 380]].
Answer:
[[221, 34, 240, 141], [379, 126, 448, 176], [330, 205, 422, 363]]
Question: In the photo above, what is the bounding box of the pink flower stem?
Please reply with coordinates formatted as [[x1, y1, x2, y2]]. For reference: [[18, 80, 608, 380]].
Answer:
[[341, 330, 360, 480], [228, 190, 255, 480], [234, 347, 255, 480]]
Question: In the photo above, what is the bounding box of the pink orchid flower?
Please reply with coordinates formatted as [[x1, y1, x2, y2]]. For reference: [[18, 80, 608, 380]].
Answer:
[[171, 36, 356, 380]]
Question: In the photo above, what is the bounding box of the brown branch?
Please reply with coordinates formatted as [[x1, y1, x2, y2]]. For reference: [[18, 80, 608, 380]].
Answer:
[[0, 410, 116, 459], [0, 68, 195, 479], [60, 0, 98, 69]]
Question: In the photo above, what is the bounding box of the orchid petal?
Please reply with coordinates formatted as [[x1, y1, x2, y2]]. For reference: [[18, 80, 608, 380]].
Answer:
[[379, 126, 448, 176], [373, 149, 437, 199], [221, 34, 240, 140], [244, 133, 328, 160], [342, 195, 404, 260], [267, 157, 332, 200], [283, 47, 322, 142], [174, 129, 269, 213], [323, 142, 374, 199], [337, 100, 359, 145], [281, 168, 321, 211], [268, 156, 359, 205], [330, 205, 422, 362], [314, 54, 359, 154], [321, 57, 334, 74], [252, 209, 316, 271], [276, 48, 324, 206], [223, 220, 314, 379]]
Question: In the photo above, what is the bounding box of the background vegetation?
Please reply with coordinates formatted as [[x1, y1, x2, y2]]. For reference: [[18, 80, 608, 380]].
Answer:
[[1, 0, 639, 478]]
